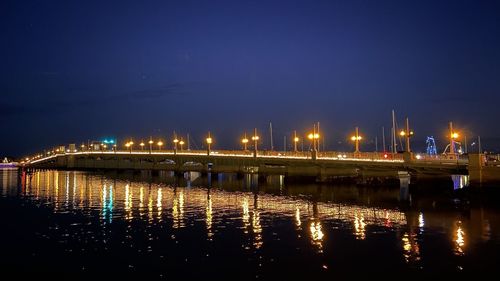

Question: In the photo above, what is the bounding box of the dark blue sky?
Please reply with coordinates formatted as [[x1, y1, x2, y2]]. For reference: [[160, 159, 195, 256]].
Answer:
[[2, 0, 500, 156]]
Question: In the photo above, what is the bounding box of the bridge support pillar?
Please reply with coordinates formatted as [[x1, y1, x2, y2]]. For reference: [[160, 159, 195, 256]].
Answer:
[[402, 152, 413, 163], [468, 153, 483, 187], [398, 171, 411, 201]]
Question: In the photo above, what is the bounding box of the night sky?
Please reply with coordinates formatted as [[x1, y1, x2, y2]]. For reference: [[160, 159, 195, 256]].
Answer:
[[2, 0, 500, 157]]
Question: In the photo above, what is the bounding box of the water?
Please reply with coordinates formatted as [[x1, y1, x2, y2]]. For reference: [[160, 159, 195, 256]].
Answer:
[[1, 169, 499, 279]]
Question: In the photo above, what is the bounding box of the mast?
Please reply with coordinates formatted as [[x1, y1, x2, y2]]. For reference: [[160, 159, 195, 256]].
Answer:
[[392, 110, 397, 154], [269, 122, 274, 151], [382, 126, 386, 152], [317, 122, 320, 152]]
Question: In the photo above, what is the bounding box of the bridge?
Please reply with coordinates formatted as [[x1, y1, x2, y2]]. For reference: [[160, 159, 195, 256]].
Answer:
[[22, 147, 500, 188]]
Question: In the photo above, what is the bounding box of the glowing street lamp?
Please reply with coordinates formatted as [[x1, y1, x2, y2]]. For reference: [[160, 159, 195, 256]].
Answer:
[[157, 140, 163, 151], [252, 128, 259, 157], [399, 117, 414, 152], [173, 134, 179, 154], [351, 127, 362, 153], [148, 138, 154, 153], [140, 141, 145, 150], [206, 131, 213, 155], [241, 132, 249, 151], [125, 142, 132, 153], [449, 122, 460, 154], [308, 124, 320, 159], [179, 138, 185, 151], [293, 130, 299, 152]]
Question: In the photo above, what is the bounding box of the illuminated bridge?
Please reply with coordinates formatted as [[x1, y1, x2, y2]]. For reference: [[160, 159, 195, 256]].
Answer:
[[22, 147, 500, 187]]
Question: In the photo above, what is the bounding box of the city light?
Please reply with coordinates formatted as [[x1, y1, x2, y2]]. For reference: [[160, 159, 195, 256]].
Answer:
[[242, 133, 249, 151], [308, 133, 320, 140]]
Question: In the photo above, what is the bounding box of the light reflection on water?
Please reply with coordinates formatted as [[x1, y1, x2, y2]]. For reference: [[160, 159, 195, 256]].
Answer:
[[1, 169, 500, 276]]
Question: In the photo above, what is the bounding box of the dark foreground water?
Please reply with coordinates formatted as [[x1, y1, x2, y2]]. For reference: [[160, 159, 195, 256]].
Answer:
[[1, 169, 500, 279]]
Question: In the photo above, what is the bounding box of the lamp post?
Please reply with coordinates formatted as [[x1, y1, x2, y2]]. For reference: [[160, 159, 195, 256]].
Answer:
[[293, 130, 299, 152], [308, 124, 320, 159], [157, 141, 163, 151], [350, 127, 362, 153], [206, 132, 212, 155], [148, 138, 153, 153], [140, 140, 145, 151], [241, 132, 249, 151], [449, 122, 459, 155], [179, 138, 185, 151], [399, 117, 414, 152], [173, 134, 179, 154], [113, 144, 117, 153], [252, 128, 259, 157]]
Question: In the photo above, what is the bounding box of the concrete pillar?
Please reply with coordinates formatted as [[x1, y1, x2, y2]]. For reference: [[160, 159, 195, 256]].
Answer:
[[402, 151, 413, 163], [468, 153, 483, 187]]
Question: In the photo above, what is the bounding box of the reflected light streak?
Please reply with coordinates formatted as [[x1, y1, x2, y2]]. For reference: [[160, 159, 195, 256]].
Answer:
[[295, 207, 301, 228], [402, 232, 421, 264], [309, 221, 324, 253], [354, 213, 366, 240], [157, 188, 163, 220], [242, 197, 250, 234], [206, 194, 213, 239], [454, 222, 466, 256]]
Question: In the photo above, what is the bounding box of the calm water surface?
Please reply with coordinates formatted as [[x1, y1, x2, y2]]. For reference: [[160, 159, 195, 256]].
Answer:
[[1, 169, 500, 279]]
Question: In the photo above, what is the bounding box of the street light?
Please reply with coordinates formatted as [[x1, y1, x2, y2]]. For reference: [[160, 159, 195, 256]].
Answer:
[[241, 132, 249, 151], [148, 138, 154, 153], [140, 141, 145, 150], [157, 141, 163, 151], [399, 117, 414, 152], [179, 138, 185, 151], [125, 142, 131, 153], [293, 130, 299, 152], [307, 124, 320, 159], [173, 136, 179, 153], [350, 127, 362, 153], [206, 131, 213, 155], [449, 122, 460, 154], [252, 128, 259, 157]]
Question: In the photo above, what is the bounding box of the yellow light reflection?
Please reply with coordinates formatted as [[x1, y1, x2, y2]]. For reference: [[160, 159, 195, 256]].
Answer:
[[454, 221, 466, 256], [206, 194, 213, 240], [139, 187, 144, 217], [157, 188, 163, 221], [402, 232, 421, 264], [354, 213, 366, 240], [295, 207, 301, 228], [242, 197, 250, 234], [252, 209, 263, 249], [309, 221, 324, 253]]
